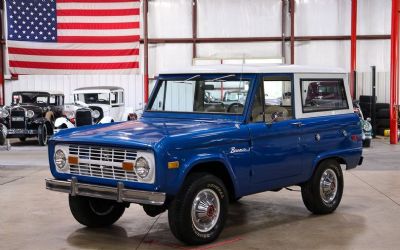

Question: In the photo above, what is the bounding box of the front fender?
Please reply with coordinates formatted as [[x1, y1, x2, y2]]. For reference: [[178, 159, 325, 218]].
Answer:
[[54, 117, 75, 129], [99, 116, 114, 124], [166, 153, 238, 197]]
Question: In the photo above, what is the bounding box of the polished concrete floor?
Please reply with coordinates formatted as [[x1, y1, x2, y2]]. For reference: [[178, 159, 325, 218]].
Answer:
[[1, 138, 400, 250]]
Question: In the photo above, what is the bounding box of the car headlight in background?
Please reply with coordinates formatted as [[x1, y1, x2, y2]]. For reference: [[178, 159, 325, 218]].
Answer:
[[362, 121, 372, 131], [64, 111, 75, 120], [135, 157, 150, 178], [26, 110, 35, 118], [91, 109, 100, 119], [0, 108, 9, 118]]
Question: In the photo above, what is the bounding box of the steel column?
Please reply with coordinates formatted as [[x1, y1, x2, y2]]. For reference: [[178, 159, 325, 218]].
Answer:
[[350, 0, 357, 99], [289, 0, 295, 64], [143, 0, 149, 104], [390, 0, 399, 144], [192, 0, 197, 59], [0, 6, 4, 106]]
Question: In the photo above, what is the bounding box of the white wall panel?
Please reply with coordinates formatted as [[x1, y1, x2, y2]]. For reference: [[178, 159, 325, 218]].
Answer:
[[4, 74, 144, 111], [358, 0, 391, 35], [197, 42, 283, 59], [198, 0, 282, 38], [295, 0, 351, 36], [294, 41, 350, 69], [357, 40, 390, 72], [148, 0, 192, 38]]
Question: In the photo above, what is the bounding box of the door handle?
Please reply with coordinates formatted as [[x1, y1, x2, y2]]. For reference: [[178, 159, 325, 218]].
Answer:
[[291, 122, 303, 128]]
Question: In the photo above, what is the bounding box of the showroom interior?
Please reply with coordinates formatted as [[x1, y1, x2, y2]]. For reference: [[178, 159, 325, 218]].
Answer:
[[1, 0, 400, 249]]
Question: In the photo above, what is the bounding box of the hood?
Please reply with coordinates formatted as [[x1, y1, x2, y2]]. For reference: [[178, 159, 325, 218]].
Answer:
[[50, 117, 239, 149], [5, 104, 44, 115]]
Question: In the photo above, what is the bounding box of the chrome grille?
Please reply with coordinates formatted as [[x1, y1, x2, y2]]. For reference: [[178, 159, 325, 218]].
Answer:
[[68, 145, 138, 181]]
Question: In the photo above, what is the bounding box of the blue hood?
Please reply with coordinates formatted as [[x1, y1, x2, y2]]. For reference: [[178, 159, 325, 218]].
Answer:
[[50, 117, 239, 149]]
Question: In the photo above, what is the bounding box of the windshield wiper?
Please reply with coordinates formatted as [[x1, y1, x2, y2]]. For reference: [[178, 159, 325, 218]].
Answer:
[[210, 74, 236, 82], [184, 75, 200, 81]]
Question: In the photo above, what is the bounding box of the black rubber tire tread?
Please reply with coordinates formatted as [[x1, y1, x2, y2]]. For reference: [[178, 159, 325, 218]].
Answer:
[[168, 173, 228, 245], [0, 132, 5, 146], [37, 124, 48, 146], [69, 195, 125, 228], [363, 139, 371, 148], [376, 108, 390, 119], [19, 137, 26, 142], [301, 159, 343, 215], [376, 119, 390, 129]]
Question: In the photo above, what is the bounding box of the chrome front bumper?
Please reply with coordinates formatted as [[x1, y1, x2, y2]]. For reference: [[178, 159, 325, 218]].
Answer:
[[45, 178, 166, 205]]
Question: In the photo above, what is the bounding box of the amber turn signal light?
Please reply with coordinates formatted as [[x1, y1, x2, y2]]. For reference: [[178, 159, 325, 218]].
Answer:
[[168, 161, 180, 169], [68, 156, 79, 165], [122, 162, 134, 171]]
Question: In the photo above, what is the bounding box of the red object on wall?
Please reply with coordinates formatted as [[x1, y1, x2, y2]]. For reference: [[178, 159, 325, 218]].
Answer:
[[390, 0, 399, 144], [350, 0, 357, 99]]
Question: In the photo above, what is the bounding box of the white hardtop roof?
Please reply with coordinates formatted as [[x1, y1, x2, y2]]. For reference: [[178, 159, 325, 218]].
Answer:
[[159, 64, 347, 75], [73, 86, 123, 94]]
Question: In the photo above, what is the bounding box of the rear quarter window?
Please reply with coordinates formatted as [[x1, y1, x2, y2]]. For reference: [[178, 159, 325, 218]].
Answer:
[[301, 79, 349, 113]]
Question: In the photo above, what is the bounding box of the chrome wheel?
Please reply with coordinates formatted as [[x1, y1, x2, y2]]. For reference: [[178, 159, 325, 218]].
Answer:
[[319, 169, 338, 204], [191, 188, 220, 233]]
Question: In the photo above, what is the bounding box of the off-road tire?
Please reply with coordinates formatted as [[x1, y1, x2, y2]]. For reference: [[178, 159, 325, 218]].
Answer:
[[301, 160, 343, 214], [37, 124, 48, 146], [69, 195, 125, 227], [168, 173, 229, 245], [19, 137, 26, 142], [0, 131, 5, 146]]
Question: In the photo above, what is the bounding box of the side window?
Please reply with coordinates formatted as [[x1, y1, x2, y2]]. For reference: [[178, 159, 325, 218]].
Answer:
[[250, 77, 293, 122], [111, 92, 118, 105], [49, 95, 56, 105], [301, 79, 348, 113], [119, 91, 124, 105]]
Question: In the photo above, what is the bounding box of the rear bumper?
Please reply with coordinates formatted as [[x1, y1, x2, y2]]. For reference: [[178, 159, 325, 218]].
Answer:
[[45, 177, 166, 205]]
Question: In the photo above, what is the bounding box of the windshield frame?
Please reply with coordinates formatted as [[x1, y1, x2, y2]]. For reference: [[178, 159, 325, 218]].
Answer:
[[11, 92, 50, 106], [144, 73, 258, 121]]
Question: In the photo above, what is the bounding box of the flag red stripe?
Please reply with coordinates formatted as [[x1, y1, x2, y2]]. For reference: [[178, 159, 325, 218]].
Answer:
[[57, 0, 139, 2], [57, 22, 140, 30], [8, 47, 139, 57], [57, 35, 140, 43], [9, 61, 139, 70], [57, 8, 139, 16]]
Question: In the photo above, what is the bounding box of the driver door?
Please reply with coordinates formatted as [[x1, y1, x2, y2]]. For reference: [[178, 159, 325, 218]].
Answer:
[[248, 76, 303, 185]]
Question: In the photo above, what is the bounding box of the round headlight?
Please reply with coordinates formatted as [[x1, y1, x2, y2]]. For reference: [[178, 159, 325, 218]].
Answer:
[[26, 110, 34, 118], [54, 149, 67, 171], [135, 157, 150, 179], [0, 109, 9, 118], [92, 109, 100, 119], [65, 111, 74, 119], [363, 121, 372, 131]]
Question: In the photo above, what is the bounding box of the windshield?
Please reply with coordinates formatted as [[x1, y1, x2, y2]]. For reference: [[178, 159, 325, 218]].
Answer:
[[147, 76, 251, 114], [12, 93, 49, 105], [75, 93, 110, 104]]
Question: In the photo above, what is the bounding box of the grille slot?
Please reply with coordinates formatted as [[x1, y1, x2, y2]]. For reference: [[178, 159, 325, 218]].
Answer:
[[68, 145, 138, 182]]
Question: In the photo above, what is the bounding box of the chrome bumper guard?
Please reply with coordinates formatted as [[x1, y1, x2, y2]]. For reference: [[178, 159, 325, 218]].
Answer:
[[45, 177, 166, 205]]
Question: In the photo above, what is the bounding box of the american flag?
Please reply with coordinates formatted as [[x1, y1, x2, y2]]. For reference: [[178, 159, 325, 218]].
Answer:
[[6, 0, 140, 75]]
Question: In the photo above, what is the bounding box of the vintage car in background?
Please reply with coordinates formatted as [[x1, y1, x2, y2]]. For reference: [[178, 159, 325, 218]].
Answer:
[[54, 86, 135, 132], [46, 65, 363, 245], [0, 91, 64, 146], [353, 101, 373, 147]]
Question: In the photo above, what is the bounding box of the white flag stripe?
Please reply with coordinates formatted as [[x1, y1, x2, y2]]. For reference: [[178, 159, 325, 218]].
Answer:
[[57, 2, 140, 10], [7, 40, 140, 50], [9, 54, 139, 63], [9, 68, 139, 75], [58, 28, 140, 37], [57, 15, 140, 23]]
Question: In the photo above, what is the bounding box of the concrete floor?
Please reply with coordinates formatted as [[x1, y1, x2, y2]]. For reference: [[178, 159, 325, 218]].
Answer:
[[1, 138, 400, 250]]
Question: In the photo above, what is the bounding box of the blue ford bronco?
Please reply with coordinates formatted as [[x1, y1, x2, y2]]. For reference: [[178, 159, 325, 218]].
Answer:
[[46, 65, 363, 245]]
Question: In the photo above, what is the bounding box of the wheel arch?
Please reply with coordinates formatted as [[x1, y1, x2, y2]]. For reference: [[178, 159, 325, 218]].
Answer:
[[312, 156, 346, 174], [181, 159, 238, 202]]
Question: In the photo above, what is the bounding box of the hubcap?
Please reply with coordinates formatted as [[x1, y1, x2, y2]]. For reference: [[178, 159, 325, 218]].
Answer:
[[319, 169, 338, 204], [191, 188, 220, 233], [89, 199, 114, 216]]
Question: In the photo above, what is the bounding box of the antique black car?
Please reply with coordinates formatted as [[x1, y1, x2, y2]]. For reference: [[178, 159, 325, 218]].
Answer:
[[0, 91, 64, 146]]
